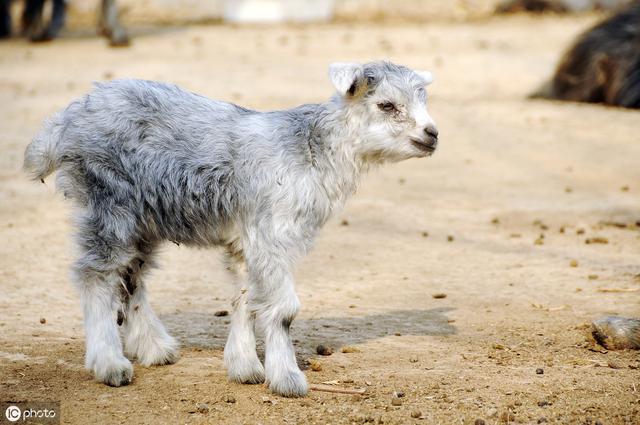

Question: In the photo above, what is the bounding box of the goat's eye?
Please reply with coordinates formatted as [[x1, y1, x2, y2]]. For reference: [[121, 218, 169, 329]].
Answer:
[[377, 102, 396, 113]]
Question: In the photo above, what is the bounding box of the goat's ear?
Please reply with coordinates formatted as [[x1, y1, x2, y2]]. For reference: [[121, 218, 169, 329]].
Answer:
[[416, 70, 434, 86], [329, 62, 364, 96]]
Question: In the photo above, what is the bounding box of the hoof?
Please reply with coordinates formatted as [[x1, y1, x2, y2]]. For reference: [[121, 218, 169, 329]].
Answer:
[[225, 351, 265, 384], [267, 368, 308, 397], [93, 356, 134, 387]]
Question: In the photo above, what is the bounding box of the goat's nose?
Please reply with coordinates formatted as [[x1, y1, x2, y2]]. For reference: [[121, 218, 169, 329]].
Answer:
[[424, 125, 439, 140]]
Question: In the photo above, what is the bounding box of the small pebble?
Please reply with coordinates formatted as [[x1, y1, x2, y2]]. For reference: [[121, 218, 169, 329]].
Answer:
[[421, 231, 429, 238], [277, 35, 289, 46], [537, 418, 548, 424], [309, 359, 322, 371], [537, 400, 551, 407], [316, 344, 334, 356], [534, 237, 544, 245], [410, 410, 421, 418], [447, 235, 454, 242], [607, 360, 622, 369], [475, 420, 486, 425], [592, 316, 640, 349], [536, 368, 544, 375], [391, 398, 402, 406], [393, 390, 405, 398], [500, 411, 515, 423], [341, 346, 360, 353], [585, 237, 608, 244], [39, 318, 46, 324], [350, 413, 366, 422], [491, 218, 500, 225], [340, 219, 349, 226], [569, 259, 578, 267], [409, 355, 418, 363], [486, 408, 498, 418], [214, 310, 229, 317], [621, 185, 629, 192], [432, 293, 447, 299], [588, 274, 599, 280], [576, 228, 585, 235], [196, 403, 209, 413], [223, 395, 236, 403]]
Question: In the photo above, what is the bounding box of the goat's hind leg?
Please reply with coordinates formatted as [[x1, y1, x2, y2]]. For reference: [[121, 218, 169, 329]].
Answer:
[[120, 245, 179, 366], [73, 246, 134, 387], [223, 244, 265, 384]]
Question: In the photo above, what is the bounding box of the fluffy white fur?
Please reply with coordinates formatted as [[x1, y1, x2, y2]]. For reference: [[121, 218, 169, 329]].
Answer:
[[24, 61, 438, 396]]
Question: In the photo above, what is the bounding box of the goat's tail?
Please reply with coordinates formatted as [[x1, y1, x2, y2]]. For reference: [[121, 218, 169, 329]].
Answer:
[[23, 111, 66, 182]]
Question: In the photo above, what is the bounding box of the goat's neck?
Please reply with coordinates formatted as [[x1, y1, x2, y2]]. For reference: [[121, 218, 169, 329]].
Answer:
[[307, 99, 370, 212]]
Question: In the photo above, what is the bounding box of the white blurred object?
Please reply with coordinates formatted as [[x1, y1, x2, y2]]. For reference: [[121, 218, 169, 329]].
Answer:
[[224, 0, 334, 23]]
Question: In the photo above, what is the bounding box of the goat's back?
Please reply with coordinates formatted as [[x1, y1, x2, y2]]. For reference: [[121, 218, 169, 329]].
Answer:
[[28, 79, 251, 246]]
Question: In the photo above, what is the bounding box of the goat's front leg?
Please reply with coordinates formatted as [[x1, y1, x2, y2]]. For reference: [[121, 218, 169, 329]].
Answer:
[[223, 246, 265, 384], [246, 254, 307, 397]]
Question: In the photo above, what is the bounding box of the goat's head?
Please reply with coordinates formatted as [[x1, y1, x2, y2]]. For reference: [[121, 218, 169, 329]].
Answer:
[[329, 61, 438, 162]]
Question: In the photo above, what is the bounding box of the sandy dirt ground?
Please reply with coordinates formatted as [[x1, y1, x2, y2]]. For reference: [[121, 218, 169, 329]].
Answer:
[[1, 14, 640, 425]]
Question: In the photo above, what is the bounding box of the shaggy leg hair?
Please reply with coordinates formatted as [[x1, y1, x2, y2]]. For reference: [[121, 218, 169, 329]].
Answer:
[[119, 248, 179, 367], [72, 239, 134, 386], [222, 242, 265, 384]]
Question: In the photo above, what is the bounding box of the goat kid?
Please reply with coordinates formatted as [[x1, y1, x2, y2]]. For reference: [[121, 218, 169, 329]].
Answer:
[[24, 61, 438, 396]]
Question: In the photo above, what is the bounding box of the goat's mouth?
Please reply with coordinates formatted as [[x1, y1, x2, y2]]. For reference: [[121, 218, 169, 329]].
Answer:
[[410, 138, 436, 154]]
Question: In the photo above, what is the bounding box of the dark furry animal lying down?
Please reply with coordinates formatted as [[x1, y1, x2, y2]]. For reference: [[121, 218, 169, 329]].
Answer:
[[531, 1, 640, 108]]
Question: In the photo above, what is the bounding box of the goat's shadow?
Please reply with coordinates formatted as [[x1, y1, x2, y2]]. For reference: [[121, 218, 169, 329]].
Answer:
[[162, 307, 456, 357]]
